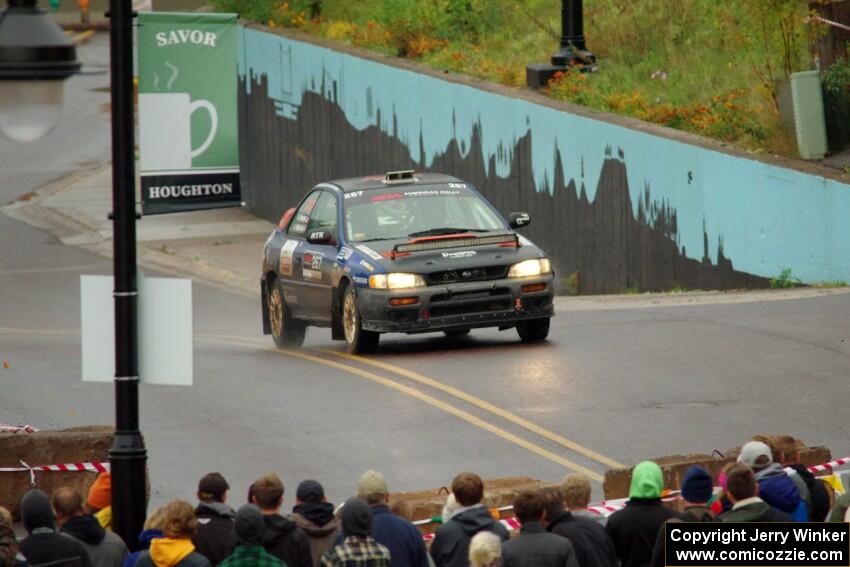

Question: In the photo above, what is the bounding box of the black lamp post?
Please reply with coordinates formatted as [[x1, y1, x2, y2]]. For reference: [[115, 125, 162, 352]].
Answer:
[[526, 0, 596, 89], [0, 0, 80, 141], [105, 0, 147, 550], [0, 0, 147, 549]]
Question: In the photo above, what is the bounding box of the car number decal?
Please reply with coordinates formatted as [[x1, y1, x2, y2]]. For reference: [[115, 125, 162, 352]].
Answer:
[[302, 251, 323, 280]]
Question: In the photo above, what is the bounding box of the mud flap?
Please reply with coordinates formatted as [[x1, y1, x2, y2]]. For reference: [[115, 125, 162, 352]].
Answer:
[[330, 285, 345, 340], [261, 281, 271, 335]]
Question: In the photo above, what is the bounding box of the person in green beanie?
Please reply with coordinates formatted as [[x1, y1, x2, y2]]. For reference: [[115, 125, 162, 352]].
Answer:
[[605, 461, 680, 567]]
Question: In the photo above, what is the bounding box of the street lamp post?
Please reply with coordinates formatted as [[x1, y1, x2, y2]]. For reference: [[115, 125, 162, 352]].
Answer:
[[107, 0, 147, 549], [526, 0, 596, 89], [0, 0, 147, 549]]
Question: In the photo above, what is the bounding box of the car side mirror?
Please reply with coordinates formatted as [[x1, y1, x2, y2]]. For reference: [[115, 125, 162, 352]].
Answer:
[[307, 230, 335, 245], [279, 207, 296, 230], [509, 212, 531, 229]]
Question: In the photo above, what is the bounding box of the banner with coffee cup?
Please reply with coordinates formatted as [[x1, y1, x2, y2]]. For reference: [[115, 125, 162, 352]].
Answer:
[[138, 13, 240, 215]]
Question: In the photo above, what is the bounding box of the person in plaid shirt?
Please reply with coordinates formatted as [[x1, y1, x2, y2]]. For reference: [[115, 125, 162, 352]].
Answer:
[[220, 504, 286, 567], [320, 498, 390, 567]]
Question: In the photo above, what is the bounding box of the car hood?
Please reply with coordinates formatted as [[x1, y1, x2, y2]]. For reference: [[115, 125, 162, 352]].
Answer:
[[349, 232, 546, 275]]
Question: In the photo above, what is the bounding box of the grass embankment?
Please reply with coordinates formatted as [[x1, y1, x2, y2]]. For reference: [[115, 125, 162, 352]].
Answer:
[[216, 0, 820, 156]]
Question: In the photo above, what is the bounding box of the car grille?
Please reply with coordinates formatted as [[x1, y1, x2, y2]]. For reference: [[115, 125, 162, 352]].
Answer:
[[426, 265, 509, 285], [430, 288, 512, 318]]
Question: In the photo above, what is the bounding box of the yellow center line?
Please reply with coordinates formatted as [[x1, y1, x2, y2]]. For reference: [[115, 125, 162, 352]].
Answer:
[[199, 334, 604, 482], [318, 348, 625, 470]]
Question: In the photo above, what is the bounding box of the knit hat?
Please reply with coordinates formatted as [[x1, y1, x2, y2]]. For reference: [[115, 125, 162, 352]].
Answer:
[[681, 466, 713, 503], [737, 441, 773, 469], [629, 461, 663, 499], [357, 470, 388, 500], [198, 472, 230, 501], [21, 489, 55, 533], [87, 472, 112, 510], [234, 504, 264, 545], [296, 480, 325, 504], [341, 497, 372, 537]]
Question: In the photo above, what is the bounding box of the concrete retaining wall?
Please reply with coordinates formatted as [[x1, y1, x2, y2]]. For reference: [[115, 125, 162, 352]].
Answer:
[[237, 24, 850, 293]]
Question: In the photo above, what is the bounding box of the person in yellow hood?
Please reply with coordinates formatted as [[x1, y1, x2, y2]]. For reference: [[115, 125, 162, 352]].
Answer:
[[605, 461, 680, 567], [133, 500, 211, 567], [87, 472, 113, 530]]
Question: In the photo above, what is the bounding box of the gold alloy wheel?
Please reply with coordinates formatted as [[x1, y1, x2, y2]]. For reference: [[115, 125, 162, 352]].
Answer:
[[269, 286, 283, 338], [343, 291, 357, 344]]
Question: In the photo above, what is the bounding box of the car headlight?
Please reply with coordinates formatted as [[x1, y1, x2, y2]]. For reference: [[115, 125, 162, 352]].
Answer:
[[508, 258, 551, 278], [368, 273, 426, 289]]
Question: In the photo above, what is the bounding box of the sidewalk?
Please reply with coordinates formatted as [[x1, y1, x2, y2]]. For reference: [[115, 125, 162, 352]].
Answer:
[[3, 164, 272, 298], [3, 164, 848, 308]]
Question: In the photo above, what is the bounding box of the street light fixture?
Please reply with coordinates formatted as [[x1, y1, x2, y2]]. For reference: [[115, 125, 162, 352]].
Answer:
[[526, 0, 596, 89], [0, 0, 80, 142]]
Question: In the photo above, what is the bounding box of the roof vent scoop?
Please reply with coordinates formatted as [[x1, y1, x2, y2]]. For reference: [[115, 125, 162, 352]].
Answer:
[[384, 170, 417, 184]]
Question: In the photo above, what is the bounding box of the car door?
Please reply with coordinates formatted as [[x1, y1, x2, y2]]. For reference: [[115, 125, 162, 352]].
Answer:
[[300, 190, 339, 321], [279, 190, 321, 317]]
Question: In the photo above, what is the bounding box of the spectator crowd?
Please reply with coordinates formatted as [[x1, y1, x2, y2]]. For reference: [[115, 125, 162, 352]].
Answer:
[[2, 434, 850, 567]]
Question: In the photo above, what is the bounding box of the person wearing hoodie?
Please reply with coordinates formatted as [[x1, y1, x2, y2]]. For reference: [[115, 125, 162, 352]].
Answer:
[[18, 489, 93, 567], [134, 500, 211, 567], [776, 435, 831, 522], [605, 461, 680, 567], [501, 491, 579, 567], [192, 473, 237, 565], [249, 474, 311, 567], [539, 487, 616, 567], [290, 480, 341, 567], [87, 473, 114, 531], [720, 465, 793, 522], [430, 472, 509, 567], [219, 505, 285, 567], [320, 498, 389, 567], [356, 471, 429, 567], [650, 467, 719, 567], [736, 441, 806, 521], [123, 507, 166, 567], [53, 487, 128, 567]]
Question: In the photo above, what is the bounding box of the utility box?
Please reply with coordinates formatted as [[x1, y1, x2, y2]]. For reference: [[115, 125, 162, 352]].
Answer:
[[776, 70, 829, 160]]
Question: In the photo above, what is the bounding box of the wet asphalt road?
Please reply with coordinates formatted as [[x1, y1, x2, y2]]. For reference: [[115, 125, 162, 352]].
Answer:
[[2, 34, 850, 512]]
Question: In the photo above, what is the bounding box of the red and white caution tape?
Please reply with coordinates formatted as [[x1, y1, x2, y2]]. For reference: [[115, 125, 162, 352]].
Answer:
[[807, 456, 850, 474], [0, 460, 109, 485], [0, 423, 38, 433]]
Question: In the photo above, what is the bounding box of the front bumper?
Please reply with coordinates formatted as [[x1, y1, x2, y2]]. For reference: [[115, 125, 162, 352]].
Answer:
[[356, 274, 554, 333]]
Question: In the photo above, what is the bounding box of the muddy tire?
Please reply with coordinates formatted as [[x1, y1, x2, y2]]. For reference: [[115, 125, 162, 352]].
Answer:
[[342, 284, 379, 354], [269, 280, 306, 348], [517, 318, 550, 343]]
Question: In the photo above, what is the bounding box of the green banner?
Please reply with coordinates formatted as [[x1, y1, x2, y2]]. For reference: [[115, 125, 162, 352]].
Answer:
[[138, 12, 240, 215]]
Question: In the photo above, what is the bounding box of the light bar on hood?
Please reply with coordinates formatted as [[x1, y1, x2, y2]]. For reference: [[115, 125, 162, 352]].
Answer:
[[393, 233, 518, 256]]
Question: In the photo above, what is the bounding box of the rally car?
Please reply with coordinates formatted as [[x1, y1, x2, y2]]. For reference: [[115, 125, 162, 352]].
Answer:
[[260, 170, 554, 353]]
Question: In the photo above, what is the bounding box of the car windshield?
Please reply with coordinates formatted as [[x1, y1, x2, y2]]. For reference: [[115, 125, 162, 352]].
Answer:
[[344, 184, 506, 243]]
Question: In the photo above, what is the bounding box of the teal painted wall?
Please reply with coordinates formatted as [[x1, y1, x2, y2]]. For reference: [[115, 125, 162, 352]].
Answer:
[[238, 26, 850, 286]]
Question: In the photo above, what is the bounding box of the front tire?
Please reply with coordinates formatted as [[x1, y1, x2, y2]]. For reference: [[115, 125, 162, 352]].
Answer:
[[342, 284, 379, 354], [269, 280, 306, 348], [516, 318, 550, 343]]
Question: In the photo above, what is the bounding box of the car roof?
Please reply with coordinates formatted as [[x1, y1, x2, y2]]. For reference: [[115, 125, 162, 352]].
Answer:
[[322, 171, 465, 193]]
